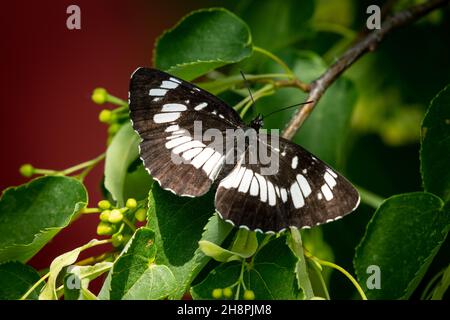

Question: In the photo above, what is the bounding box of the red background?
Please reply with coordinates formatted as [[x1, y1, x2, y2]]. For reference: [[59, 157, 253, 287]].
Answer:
[[0, 1, 203, 270]]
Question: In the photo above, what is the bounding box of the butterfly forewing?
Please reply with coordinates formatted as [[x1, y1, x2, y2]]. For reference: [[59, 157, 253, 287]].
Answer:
[[129, 68, 244, 197], [215, 133, 360, 232]]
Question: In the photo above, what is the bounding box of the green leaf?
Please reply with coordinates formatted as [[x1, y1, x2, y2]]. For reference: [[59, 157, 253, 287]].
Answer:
[[0, 262, 43, 300], [235, 0, 314, 51], [256, 51, 357, 168], [354, 192, 450, 299], [154, 8, 253, 81], [123, 163, 154, 202], [64, 262, 112, 300], [0, 176, 87, 263], [39, 239, 104, 300], [198, 240, 240, 263], [421, 84, 450, 202], [288, 229, 314, 299], [192, 236, 299, 299], [104, 122, 140, 206], [230, 229, 258, 258], [147, 185, 233, 299], [110, 227, 176, 300]]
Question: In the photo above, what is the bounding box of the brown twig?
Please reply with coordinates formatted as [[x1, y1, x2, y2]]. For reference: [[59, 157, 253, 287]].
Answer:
[[282, 0, 449, 140]]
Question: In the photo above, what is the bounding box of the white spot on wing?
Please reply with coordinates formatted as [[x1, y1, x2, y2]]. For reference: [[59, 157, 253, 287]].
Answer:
[[291, 156, 298, 169], [326, 168, 337, 178], [153, 112, 180, 123], [169, 77, 181, 84], [161, 103, 186, 112], [194, 102, 208, 111], [182, 147, 203, 161], [238, 169, 253, 193], [296, 174, 311, 197], [149, 88, 168, 96], [172, 140, 205, 154], [202, 152, 222, 176], [255, 173, 267, 203], [290, 182, 304, 208], [191, 147, 215, 169], [267, 181, 276, 206], [209, 156, 225, 180], [232, 167, 247, 189], [160, 80, 179, 89], [250, 177, 259, 196], [280, 188, 288, 203], [321, 184, 333, 201], [165, 136, 191, 149], [165, 125, 180, 132], [324, 172, 337, 189]]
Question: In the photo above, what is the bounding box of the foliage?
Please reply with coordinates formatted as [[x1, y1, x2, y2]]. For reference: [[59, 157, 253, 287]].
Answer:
[[1, 1, 449, 301]]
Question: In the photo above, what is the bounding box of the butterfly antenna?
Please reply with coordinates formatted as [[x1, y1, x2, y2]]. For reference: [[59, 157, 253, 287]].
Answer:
[[263, 101, 314, 119], [240, 70, 256, 106]]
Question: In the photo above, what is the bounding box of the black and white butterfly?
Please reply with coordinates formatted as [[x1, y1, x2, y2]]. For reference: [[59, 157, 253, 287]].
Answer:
[[129, 67, 360, 233]]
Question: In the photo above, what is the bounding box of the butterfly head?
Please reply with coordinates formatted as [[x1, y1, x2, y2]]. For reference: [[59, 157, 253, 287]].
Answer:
[[250, 114, 264, 131]]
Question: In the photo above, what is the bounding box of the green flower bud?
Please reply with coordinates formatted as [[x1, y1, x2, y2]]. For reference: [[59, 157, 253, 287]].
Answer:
[[108, 123, 121, 135], [112, 234, 124, 247], [243, 289, 255, 300], [223, 287, 233, 298], [99, 210, 111, 222], [99, 109, 112, 123], [212, 288, 223, 299], [92, 88, 108, 105], [19, 164, 34, 177], [97, 221, 114, 236], [134, 208, 147, 222], [126, 198, 137, 209], [98, 200, 111, 210], [108, 209, 123, 224]]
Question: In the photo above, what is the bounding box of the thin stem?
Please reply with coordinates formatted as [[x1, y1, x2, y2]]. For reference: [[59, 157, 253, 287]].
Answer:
[[355, 185, 385, 209], [62, 153, 105, 175], [107, 94, 127, 106], [33, 169, 62, 176], [111, 105, 128, 114], [79, 208, 100, 214], [305, 250, 368, 300], [122, 217, 136, 232], [253, 46, 294, 76], [19, 272, 50, 300], [235, 260, 247, 300]]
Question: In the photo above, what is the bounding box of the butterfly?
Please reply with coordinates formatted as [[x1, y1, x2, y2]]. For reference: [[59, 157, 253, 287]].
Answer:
[[129, 67, 360, 233]]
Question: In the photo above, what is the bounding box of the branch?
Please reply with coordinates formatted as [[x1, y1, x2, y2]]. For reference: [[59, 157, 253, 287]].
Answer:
[[282, 0, 449, 140]]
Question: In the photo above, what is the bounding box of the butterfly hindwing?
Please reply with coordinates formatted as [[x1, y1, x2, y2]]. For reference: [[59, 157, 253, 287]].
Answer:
[[129, 67, 244, 197], [215, 133, 360, 232]]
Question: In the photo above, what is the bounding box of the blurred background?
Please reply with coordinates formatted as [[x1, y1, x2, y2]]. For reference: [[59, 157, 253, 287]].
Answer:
[[1, 0, 448, 298]]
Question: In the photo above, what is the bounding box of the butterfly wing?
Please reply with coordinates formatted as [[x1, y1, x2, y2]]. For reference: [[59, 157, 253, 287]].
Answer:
[[215, 133, 360, 232], [129, 67, 245, 197]]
